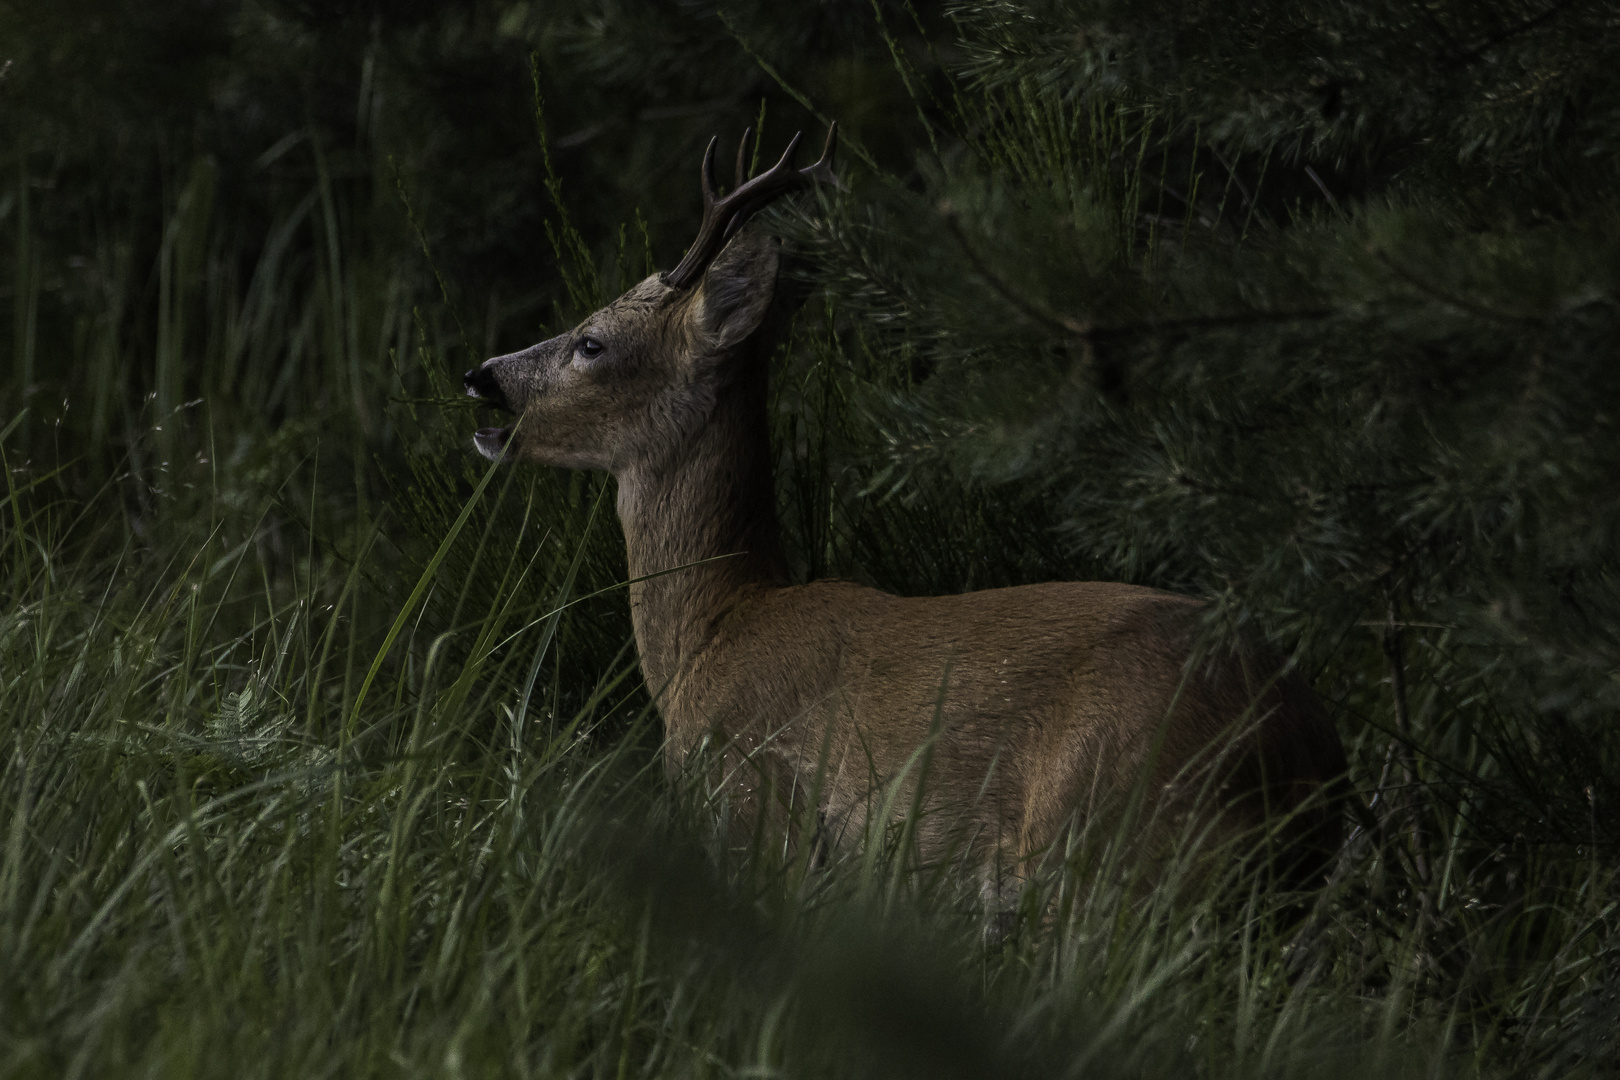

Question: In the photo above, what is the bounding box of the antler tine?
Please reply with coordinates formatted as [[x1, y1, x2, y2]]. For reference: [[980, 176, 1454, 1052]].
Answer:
[[733, 126, 754, 190], [719, 131, 802, 243], [661, 127, 836, 289], [799, 122, 841, 189], [699, 136, 720, 211]]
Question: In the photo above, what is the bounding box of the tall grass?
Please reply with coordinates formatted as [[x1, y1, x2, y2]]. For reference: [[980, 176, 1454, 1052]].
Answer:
[[7, 423, 1614, 1077]]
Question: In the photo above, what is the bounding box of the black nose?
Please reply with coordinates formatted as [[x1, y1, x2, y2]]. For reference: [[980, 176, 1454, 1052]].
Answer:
[[463, 366, 511, 411]]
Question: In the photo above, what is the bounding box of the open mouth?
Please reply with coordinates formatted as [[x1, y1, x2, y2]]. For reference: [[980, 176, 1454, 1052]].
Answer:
[[464, 366, 515, 460], [473, 426, 511, 460]]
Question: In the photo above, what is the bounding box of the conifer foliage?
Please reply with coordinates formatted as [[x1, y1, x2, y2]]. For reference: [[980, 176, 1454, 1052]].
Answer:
[[797, 0, 1620, 858]]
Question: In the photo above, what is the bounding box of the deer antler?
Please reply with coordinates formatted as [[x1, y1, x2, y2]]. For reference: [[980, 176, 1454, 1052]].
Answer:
[[660, 124, 838, 290]]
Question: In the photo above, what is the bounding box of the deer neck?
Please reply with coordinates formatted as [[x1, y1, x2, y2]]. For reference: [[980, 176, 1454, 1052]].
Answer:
[[615, 366, 785, 700]]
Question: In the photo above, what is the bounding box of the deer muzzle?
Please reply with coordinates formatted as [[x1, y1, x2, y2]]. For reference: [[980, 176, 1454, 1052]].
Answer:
[[464, 364, 515, 460]]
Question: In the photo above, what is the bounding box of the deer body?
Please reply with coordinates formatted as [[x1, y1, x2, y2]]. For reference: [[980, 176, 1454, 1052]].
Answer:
[[466, 130, 1346, 884]]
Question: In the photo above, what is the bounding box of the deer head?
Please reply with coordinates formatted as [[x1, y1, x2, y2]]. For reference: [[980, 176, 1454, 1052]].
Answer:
[[462, 127, 836, 473]]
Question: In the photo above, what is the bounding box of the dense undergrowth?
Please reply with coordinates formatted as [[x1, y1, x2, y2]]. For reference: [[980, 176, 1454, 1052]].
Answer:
[[4, 2, 1620, 1077], [17, 424, 1614, 1079]]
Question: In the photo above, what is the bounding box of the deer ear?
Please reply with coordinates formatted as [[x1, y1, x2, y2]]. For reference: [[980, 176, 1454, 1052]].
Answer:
[[691, 229, 780, 352]]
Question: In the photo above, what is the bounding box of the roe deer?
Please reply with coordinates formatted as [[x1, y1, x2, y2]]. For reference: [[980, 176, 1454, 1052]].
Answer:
[[464, 127, 1347, 892]]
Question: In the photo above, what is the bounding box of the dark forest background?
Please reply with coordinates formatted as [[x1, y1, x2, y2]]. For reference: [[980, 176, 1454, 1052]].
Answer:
[[3, 2, 1619, 1076]]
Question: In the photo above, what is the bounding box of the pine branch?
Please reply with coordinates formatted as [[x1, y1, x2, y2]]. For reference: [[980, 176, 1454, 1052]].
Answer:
[[939, 207, 1337, 345], [1375, 249, 1551, 325], [1444, 0, 1581, 69]]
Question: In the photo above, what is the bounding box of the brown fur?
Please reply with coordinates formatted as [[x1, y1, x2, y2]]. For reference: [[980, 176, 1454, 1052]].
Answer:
[[467, 228, 1347, 889]]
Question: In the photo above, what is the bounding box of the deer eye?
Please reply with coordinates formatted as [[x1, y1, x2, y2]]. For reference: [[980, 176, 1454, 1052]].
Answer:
[[575, 335, 604, 361]]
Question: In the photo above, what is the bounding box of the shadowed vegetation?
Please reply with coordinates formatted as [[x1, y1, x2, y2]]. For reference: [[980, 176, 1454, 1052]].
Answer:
[[2, 2, 1618, 1076]]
